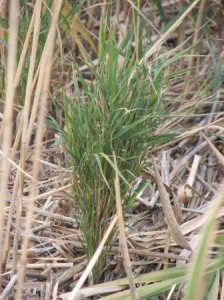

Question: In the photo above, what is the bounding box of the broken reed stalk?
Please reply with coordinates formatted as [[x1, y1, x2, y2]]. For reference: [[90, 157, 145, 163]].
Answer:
[[15, 1, 63, 298], [113, 152, 139, 300], [0, 0, 19, 288], [0, 274, 18, 300]]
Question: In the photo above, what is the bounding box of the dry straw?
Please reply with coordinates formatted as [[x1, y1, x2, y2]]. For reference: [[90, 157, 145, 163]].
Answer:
[[0, 0, 19, 285], [16, 1, 63, 297]]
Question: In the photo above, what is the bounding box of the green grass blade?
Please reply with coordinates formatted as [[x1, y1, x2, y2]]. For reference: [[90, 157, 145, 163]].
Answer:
[[185, 188, 224, 300]]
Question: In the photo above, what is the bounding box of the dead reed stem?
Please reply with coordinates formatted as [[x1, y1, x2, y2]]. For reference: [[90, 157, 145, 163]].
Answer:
[[12, 0, 43, 277], [0, 0, 19, 288], [15, 1, 63, 298]]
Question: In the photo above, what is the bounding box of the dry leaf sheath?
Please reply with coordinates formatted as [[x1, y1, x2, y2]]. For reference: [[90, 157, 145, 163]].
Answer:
[[153, 160, 192, 251]]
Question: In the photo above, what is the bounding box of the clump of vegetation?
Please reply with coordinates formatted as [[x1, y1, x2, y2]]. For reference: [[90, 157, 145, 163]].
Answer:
[[52, 21, 176, 280]]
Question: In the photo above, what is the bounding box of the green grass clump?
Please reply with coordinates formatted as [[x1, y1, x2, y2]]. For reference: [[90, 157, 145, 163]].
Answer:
[[52, 24, 175, 281]]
